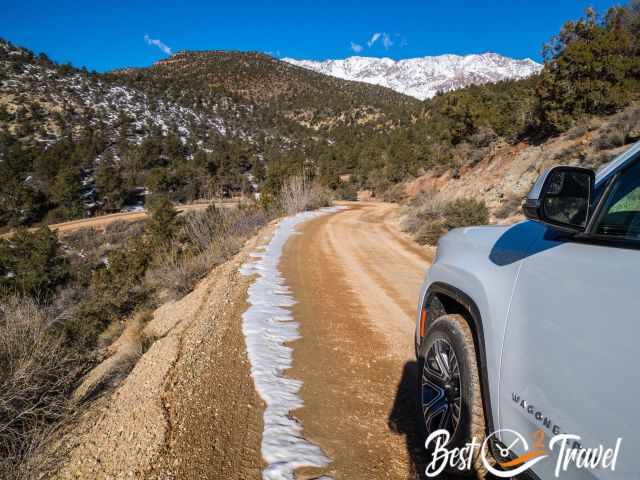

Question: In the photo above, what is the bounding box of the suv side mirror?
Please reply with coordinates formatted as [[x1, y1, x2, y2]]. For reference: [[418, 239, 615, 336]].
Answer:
[[524, 166, 596, 232]]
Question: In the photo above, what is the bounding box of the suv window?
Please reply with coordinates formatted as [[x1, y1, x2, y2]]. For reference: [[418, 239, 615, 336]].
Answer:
[[594, 161, 640, 238]]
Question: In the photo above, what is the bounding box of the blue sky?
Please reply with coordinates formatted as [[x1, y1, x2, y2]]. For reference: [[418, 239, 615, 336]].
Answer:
[[2, 0, 620, 72]]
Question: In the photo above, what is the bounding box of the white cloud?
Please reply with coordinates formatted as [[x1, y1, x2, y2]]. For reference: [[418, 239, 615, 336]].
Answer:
[[144, 34, 172, 55], [382, 33, 393, 50], [350, 41, 364, 53], [367, 32, 381, 47]]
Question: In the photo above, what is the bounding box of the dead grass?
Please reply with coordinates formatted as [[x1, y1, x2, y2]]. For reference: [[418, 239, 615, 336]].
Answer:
[[0, 190, 329, 475], [149, 247, 219, 300], [151, 189, 331, 302]]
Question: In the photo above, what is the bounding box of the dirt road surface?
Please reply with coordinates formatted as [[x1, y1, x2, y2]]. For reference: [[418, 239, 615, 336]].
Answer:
[[281, 202, 433, 479], [0, 200, 239, 239]]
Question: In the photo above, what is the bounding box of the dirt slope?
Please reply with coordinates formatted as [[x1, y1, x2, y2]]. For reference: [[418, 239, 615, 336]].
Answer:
[[281, 202, 433, 479], [403, 112, 636, 222], [49, 222, 275, 480]]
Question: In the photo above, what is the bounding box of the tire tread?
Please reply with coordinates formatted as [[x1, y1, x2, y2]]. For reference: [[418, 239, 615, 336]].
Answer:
[[425, 314, 492, 479]]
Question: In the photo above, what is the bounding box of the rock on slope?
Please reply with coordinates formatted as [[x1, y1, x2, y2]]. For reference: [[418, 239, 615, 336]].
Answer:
[[284, 53, 542, 100]]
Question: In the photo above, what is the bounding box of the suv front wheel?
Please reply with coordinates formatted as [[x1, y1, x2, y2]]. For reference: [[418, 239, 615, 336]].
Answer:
[[418, 314, 489, 478]]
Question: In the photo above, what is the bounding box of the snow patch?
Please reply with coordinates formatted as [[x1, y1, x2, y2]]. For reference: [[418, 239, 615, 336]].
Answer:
[[240, 207, 345, 480]]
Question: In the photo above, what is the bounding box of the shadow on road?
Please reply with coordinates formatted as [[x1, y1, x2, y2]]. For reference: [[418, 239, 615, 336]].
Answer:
[[388, 361, 430, 480]]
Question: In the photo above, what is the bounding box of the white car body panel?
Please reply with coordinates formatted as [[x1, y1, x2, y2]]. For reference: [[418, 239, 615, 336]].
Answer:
[[501, 232, 639, 479]]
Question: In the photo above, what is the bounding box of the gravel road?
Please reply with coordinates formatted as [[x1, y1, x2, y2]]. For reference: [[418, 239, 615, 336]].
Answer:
[[281, 202, 433, 479]]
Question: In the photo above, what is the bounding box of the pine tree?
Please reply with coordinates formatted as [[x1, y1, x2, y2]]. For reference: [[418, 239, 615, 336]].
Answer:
[[146, 195, 179, 245], [50, 167, 84, 220], [96, 150, 128, 212], [0, 227, 69, 298], [536, 6, 640, 133]]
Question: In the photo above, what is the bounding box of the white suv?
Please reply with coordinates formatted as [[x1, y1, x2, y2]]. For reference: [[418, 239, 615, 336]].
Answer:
[[415, 142, 640, 479]]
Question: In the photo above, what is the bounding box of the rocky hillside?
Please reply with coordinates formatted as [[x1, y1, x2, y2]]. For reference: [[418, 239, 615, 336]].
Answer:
[[0, 39, 275, 228], [112, 50, 421, 131], [284, 53, 542, 100], [0, 40, 243, 148], [403, 103, 640, 225]]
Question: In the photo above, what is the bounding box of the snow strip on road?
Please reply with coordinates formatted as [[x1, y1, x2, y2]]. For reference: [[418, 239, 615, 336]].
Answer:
[[240, 207, 343, 480]]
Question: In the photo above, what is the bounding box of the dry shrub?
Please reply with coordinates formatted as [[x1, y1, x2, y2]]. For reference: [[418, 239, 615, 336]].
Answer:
[[594, 105, 640, 150], [442, 198, 490, 230], [565, 117, 604, 140], [280, 176, 308, 214], [104, 220, 145, 245], [306, 184, 333, 210], [468, 127, 497, 148], [0, 295, 83, 479], [64, 221, 147, 286], [183, 203, 268, 252], [468, 146, 489, 166], [566, 116, 602, 139], [380, 183, 408, 203], [403, 190, 489, 245], [402, 190, 442, 232], [155, 189, 331, 300], [151, 204, 268, 299], [149, 246, 218, 300], [63, 228, 101, 253], [414, 220, 447, 246], [595, 127, 626, 150], [554, 143, 585, 163], [402, 190, 446, 245], [280, 176, 333, 214], [567, 122, 590, 140]]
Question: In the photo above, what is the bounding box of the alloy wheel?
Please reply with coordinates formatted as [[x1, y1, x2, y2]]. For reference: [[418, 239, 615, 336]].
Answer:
[[421, 338, 462, 439]]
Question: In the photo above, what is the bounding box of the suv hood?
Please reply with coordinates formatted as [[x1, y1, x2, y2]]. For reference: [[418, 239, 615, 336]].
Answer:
[[439, 224, 511, 252], [438, 221, 545, 267]]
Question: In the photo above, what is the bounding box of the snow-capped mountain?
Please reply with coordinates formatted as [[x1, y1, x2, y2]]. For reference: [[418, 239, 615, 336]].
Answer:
[[283, 53, 542, 100]]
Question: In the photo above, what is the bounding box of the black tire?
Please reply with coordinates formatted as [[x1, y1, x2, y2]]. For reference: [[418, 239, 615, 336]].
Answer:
[[417, 314, 489, 478]]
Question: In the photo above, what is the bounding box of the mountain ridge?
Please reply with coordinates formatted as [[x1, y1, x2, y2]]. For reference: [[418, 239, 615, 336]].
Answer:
[[283, 52, 542, 100]]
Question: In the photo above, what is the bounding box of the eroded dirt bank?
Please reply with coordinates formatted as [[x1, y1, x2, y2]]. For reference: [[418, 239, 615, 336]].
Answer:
[[281, 202, 433, 479], [50, 225, 277, 480]]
